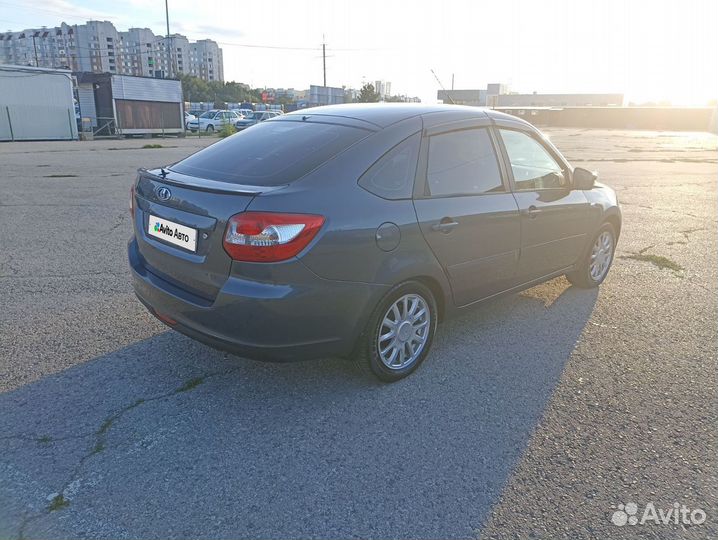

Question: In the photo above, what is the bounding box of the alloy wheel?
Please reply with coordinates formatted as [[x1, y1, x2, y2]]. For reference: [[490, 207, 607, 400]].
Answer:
[[377, 294, 430, 369]]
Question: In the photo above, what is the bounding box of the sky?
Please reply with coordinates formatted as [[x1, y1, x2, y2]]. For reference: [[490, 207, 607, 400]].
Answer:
[[1, 0, 716, 105]]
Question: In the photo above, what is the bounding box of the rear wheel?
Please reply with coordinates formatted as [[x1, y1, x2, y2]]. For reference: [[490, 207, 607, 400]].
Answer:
[[354, 281, 438, 382], [566, 223, 616, 288]]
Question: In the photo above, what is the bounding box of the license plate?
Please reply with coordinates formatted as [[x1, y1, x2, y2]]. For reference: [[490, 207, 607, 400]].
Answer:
[[147, 215, 198, 252]]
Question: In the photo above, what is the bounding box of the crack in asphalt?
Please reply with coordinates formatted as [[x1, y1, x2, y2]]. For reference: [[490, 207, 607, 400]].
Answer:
[[13, 367, 239, 540], [620, 244, 684, 273]]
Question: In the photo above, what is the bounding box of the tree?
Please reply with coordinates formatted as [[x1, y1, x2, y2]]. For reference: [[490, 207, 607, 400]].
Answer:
[[357, 83, 380, 103], [179, 74, 263, 104]]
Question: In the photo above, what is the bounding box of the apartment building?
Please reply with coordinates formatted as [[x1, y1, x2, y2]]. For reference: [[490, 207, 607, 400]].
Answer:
[[374, 80, 391, 99], [0, 20, 223, 82]]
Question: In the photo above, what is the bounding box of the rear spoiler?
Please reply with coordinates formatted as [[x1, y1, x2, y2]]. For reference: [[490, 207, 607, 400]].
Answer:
[[139, 168, 287, 195]]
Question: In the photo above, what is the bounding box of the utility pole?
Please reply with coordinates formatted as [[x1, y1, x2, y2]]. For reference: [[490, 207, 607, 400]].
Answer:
[[322, 36, 327, 87], [165, 0, 172, 78], [32, 35, 39, 67], [451, 73, 454, 90]]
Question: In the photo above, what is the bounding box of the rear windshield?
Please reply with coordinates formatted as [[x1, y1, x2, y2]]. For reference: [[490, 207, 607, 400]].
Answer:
[[170, 120, 370, 186]]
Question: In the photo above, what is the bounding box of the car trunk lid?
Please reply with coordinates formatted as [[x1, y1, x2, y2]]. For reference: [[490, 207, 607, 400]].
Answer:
[[133, 168, 281, 301]]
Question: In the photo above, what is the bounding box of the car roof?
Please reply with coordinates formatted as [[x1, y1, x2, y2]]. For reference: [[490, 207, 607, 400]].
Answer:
[[284, 103, 533, 129]]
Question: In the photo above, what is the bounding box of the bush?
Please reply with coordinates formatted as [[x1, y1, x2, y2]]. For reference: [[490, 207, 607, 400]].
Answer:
[[219, 124, 237, 138]]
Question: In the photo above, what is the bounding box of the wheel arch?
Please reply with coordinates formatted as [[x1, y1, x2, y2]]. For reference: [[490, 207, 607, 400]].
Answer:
[[603, 211, 622, 240], [408, 275, 447, 322]]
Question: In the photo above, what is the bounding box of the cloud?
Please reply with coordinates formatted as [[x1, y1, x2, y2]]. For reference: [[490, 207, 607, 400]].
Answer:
[[157, 20, 243, 41]]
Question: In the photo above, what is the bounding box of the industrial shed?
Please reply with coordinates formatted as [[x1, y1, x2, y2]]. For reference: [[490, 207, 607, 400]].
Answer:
[[76, 73, 183, 137], [0, 65, 78, 141]]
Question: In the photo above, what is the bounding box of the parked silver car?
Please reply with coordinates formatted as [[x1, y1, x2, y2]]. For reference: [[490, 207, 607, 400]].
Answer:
[[186, 110, 242, 132], [235, 110, 282, 130]]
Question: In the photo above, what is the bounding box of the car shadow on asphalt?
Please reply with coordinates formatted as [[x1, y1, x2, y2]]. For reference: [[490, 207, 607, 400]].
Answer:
[[0, 278, 598, 540]]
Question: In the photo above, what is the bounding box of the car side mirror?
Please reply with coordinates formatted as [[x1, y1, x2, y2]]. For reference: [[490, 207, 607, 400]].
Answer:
[[573, 167, 597, 190]]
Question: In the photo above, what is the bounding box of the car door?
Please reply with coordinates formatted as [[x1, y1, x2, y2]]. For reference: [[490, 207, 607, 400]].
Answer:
[[413, 120, 521, 307], [495, 123, 591, 282]]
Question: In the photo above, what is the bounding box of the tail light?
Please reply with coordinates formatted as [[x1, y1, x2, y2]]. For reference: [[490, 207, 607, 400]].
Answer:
[[223, 212, 325, 262], [130, 184, 135, 217]]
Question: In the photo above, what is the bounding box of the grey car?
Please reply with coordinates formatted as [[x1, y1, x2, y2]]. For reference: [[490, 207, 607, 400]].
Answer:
[[235, 110, 280, 130], [128, 104, 621, 381]]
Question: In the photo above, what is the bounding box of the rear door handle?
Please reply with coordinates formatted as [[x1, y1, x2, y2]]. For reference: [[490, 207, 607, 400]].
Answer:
[[526, 205, 542, 218], [431, 219, 459, 233]]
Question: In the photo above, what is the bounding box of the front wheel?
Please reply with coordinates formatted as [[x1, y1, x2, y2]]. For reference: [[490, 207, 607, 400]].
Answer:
[[566, 223, 616, 288], [354, 281, 438, 382], [206, 124, 214, 133]]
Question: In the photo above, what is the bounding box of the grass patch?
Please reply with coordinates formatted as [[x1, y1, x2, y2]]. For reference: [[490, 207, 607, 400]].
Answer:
[[48, 494, 69, 511], [90, 441, 105, 455], [37, 435, 53, 445], [142, 143, 164, 149], [622, 253, 683, 272], [97, 417, 114, 437], [44, 174, 77, 178], [177, 377, 204, 393]]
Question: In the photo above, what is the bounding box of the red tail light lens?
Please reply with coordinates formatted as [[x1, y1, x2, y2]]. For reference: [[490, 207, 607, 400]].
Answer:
[[223, 212, 325, 262]]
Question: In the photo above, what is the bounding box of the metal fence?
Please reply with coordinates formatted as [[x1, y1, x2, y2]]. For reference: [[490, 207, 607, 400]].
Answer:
[[0, 104, 78, 141]]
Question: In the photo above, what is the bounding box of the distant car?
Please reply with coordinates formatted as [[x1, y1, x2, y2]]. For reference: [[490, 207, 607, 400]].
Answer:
[[184, 111, 196, 129], [186, 110, 242, 132], [233, 108, 254, 119], [235, 110, 281, 130], [129, 104, 621, 382]]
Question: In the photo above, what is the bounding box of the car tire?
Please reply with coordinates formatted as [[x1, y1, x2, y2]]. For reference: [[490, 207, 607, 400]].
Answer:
[[353, 281, 438, 382], [566, 222, 616, 288], [206, 124, 214, 133]]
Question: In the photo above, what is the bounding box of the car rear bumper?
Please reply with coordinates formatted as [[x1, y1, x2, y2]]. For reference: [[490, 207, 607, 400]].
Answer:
[[128, 237, 388, 362]]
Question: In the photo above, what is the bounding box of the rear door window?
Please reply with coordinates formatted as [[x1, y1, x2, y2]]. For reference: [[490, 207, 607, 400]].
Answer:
[[170, 119, 370, 186]]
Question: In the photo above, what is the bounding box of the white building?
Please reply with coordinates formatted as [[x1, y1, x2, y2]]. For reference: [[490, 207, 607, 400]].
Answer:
[[374, 80, 391, 99], [0, 20, 223, 82]]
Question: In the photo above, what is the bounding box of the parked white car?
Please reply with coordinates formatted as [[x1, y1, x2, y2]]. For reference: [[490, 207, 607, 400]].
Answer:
[[232, 108, 254, 119], [186, 110, 242, 132], [184, 111, 196, 129]]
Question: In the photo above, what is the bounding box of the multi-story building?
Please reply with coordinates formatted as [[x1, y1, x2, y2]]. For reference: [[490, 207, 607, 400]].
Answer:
[[0, 20, 223, 82], [374, 80, 391, 99], [0, 23, 81, 71]]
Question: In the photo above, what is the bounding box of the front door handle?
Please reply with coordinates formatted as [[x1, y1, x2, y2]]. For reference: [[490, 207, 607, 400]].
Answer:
[[431, 218, 459, 233], [526, 205, 542, 218]]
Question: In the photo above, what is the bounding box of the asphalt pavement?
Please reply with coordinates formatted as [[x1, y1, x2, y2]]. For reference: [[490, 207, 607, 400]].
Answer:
[[0, 129, 716, 539]]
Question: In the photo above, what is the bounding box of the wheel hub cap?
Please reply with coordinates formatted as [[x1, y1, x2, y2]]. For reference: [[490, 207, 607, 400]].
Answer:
[[397, 321, 413, 342], [377, 294, 430, 370], [589, 230, 614, 281]]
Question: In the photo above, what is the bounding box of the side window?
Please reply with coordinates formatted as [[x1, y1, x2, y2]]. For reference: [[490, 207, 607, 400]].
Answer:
[[498, 129, 567, 190], [358, 132, 420, 200], [426, 128, 503, 197]]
